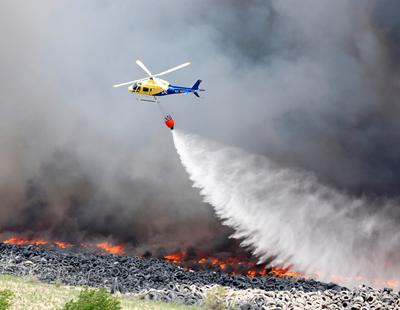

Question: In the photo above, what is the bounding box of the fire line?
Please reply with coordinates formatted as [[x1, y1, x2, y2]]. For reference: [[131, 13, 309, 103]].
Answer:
[[2, 236, 400, 288]]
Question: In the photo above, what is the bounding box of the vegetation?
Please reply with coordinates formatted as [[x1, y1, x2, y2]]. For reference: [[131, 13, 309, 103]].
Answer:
[[203, 286, 228, 310], [0, 289, 13, 310], [63, 288, 121, 310], [0, 275, 200, 310]]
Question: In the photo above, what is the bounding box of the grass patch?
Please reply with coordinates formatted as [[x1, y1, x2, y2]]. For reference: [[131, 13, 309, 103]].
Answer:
[[203, 286, 228, 310], [0, 288, 13, 310], [0, 275, 200, 310]]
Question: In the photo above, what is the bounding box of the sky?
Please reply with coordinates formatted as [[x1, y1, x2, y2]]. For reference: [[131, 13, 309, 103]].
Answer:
[[1, 0, 400, 257]]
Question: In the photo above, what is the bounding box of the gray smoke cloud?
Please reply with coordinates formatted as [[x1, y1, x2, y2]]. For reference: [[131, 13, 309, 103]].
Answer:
[[195, 0, 400, 196], [1, 0, 400, 273], [0, 1, 231, 252]]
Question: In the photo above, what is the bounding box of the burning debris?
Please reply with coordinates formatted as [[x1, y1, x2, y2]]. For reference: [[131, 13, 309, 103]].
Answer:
[[1, 236, 297, 278], [0, 243, 399, 309], [2, 236, 125, 255], [95, 242, 125, 255], [2, 235, 399, 289], [163, 250, 301, 279], [0, 243, 328, 297]]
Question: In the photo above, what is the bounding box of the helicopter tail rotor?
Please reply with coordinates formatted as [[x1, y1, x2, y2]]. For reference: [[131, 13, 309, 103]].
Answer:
[[191, 79, 205, 97]]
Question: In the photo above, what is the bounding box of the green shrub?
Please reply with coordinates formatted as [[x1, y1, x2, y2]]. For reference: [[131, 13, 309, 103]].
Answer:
[[0, 289, 13, 310], [63, 288, 121, 310], [203, 286, 227, 310]]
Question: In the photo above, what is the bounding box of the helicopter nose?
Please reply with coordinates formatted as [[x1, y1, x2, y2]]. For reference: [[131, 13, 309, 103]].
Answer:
[[128, 85, 133, 92]]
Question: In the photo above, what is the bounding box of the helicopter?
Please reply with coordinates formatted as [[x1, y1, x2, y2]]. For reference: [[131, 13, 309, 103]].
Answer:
[[113, 60, 204, 102]]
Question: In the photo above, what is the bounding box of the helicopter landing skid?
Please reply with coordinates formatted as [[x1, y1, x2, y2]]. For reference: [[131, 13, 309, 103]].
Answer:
[[136, 96, 160, 103]]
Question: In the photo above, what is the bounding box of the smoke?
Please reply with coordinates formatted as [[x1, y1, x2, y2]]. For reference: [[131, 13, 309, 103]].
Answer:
[[0, 1, 236, 252], [173, 129, 400, 287], [1, 0, 400, 276]]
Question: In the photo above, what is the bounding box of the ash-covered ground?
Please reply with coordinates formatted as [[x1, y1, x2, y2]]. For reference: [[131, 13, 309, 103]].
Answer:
[[0, 243, 398, 309]]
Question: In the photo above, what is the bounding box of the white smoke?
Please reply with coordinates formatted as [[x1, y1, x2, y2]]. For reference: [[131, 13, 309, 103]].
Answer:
[[172, 129, 400, 288]]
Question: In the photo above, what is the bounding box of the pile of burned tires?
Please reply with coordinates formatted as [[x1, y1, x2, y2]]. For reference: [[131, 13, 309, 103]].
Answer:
[[0, 243, 398, 309]]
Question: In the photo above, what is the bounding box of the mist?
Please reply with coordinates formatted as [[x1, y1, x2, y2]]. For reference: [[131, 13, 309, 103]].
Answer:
[[173, 129, 400, 287]]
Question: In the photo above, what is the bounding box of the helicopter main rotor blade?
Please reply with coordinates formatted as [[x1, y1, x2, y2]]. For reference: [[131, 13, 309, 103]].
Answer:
[[153, 77, 168, 90], [113, 78, 146, 88], [154, 62, 191, 77], [136, 60, 153, 77]]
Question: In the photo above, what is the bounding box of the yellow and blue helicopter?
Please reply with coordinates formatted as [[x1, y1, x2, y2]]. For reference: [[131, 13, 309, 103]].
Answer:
[[113, 60, 204, 102]]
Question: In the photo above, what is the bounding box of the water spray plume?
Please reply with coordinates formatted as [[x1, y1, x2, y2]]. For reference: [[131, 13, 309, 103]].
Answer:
[[172, 130, 400, 288]]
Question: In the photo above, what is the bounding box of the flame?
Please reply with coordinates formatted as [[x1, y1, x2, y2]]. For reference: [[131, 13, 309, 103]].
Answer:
[[4, 237, 48, 246], [3, 236, 400, 288], [164, 252, 185, 264], [2, 236, 124, 255], [163, 250, 298, 278], [385, 279, 400, 288], [95, 242, 125, 255], [54, 241, 72, 249], [271, 266, 302, 278], [247, 270, 257, 277], [80, 242, 125, 255]]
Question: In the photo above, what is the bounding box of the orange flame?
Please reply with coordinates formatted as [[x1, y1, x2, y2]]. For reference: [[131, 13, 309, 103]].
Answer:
[[4, 237, 48, 246], [2, 236, 124, 255], [271, 266, 302, 278], [3, 236, 400, 288], [163, 250, 299, 278], [95, 242, 125, 255], [54, 241, 72, 249], [164, 252, 185, 263]]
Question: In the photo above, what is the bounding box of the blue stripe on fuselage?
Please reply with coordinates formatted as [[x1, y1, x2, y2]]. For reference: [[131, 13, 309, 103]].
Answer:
[[154, 84, 193, 96]]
